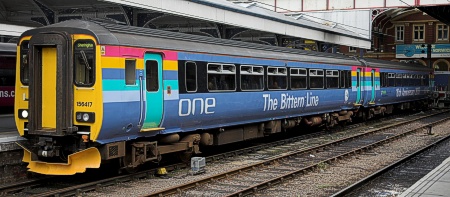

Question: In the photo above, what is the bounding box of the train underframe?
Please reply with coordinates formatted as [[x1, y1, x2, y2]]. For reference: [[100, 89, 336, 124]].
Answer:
[[19, 100, 429, 175], [104, 100, 429, 171]]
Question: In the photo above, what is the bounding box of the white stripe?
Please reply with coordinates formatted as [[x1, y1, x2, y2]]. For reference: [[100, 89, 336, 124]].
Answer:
[[103, 91, 142, 103]]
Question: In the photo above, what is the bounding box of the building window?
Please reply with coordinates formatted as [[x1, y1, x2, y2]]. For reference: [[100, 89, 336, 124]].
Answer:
[[349, 47, 356, 52], [437, 24, 448, 41], [395, 25, 404, 42], [434, 59, 450, 71], [413, 24, 425, 42]]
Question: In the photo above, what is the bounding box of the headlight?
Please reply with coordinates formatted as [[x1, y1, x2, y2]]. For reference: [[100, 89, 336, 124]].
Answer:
[[82, 113, 89, 121], [76, 112, 95, 123], [18, 109, 28, 119]]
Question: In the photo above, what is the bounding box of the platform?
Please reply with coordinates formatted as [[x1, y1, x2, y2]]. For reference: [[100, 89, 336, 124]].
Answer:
[[0, 131, 25, 152], [400, 157, 450, 197], [0, 114, 16, 132]]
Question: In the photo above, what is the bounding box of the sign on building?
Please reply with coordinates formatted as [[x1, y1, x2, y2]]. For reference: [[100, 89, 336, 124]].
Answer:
[[396, 44, 450, 58]]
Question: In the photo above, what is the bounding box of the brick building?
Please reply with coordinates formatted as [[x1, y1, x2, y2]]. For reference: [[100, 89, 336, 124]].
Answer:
[[340, 9, 450, 73]]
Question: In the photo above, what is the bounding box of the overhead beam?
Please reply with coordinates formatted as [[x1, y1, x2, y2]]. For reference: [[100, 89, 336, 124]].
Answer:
[[29, 0, 55, 25], [100, 0, 371, 49], [252, 0, 450, 12]]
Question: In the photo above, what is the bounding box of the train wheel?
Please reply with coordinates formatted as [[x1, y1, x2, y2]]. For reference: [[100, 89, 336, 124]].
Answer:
[[120, 155, 138, 174], [177, 151, 193, 163]]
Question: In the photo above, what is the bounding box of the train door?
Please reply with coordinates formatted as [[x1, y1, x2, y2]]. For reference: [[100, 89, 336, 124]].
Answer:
[[143, 53, 163, 128], [370, 69, 376, 104], [41, 47, 57, 128], [28, 33, 73, 135], [356, 68, 362, 104]]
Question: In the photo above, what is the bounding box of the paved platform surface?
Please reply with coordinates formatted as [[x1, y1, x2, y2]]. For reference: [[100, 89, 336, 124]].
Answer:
[[0, 131, 23, 143], [0, 114, 16, 132], [400, 157, 450, 197], [0, 131, 25, 152]]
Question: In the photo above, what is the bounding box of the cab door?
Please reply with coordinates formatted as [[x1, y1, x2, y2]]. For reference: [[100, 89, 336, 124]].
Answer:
[[41, 47, 57, 129], [28, 33, 73, 135], [143, 53, 163, 128], [369, 69, 376, 104], [355, 68, 362, 105]]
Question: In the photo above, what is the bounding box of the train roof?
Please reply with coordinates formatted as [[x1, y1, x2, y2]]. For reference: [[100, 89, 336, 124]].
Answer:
[[20, 20, 430, 72], [0, 42, 16, 53]]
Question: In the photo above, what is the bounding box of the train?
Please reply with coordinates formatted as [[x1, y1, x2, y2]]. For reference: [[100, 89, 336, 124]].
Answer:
[[14, 20, 432, 175], [0, 42, 16, 113]]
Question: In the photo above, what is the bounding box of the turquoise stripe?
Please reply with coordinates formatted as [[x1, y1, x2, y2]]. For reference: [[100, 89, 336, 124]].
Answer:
[[103, 79, 141, 91], [164, 80, 179, 90]]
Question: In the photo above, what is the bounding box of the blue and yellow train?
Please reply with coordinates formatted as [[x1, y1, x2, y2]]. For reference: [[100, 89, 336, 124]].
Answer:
[[15, 20, 431, 175]]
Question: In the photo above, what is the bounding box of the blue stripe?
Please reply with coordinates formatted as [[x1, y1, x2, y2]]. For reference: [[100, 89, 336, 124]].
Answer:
[[103, 69, 122, 80], [163, 71, 178, 80], [103, 68, 143, 80]]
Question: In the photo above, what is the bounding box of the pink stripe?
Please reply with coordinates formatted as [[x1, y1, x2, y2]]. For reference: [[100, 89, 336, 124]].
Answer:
[[103, 45, 120, 57], [162, 51, 178, 60], [120, 47, 145, 58], [102, 45, 177, 60]]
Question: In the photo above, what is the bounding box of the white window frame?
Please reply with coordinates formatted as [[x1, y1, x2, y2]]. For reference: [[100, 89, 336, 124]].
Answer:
[[349, 46, 357, 52], [413, 24, 425, 42], [437, 24, 449, 41], [395, 25, 404, 42], [309, 69, 324, 89], [207, 63, 236, 92], [290, 68, 307, 90], [267, 67, 287, 90], [240, 65, 264, 91]]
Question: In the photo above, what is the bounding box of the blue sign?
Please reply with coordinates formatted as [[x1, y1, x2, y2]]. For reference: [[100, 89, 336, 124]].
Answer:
[[396, 44, 427, 58], [396, 44, 450, 58], [431, 44, 450, 58]]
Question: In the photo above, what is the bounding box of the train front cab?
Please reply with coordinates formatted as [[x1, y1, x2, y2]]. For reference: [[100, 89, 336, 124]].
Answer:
[[15, 33, 103, 175]]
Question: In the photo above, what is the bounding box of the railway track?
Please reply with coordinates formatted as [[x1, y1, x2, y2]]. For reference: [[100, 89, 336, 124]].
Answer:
[[146, 110, 450, 197], [331, 124, 450, 197], [0, 110, 446, 196]]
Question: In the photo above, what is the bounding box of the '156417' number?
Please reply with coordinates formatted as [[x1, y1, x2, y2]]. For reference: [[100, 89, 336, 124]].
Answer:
[[76, 102, 92, 107]]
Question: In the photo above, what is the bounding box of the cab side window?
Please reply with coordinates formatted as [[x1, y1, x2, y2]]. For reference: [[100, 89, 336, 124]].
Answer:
[[74, 40, 95, 86]]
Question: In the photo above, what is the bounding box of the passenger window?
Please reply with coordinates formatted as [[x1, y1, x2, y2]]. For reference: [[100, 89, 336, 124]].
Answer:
[[185, 62, 197, 92], [20, 41, 30, 85], [356, 72, 360, 87], [146, 60, 159, 92], [267, 67, 287, 90], [396, 73, 403, 86], [207, 63, 236, 91], [291, 68, 307, 89], [326, 70, 339, 88], [346, 70, 352, 88], [241, 65, 263, 91], [388, 73, 396, 87], [74, 40, 95, 86], [309, 69, 324, 89], [125, 59, 136, 85], [340, 70, 346, 88]]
